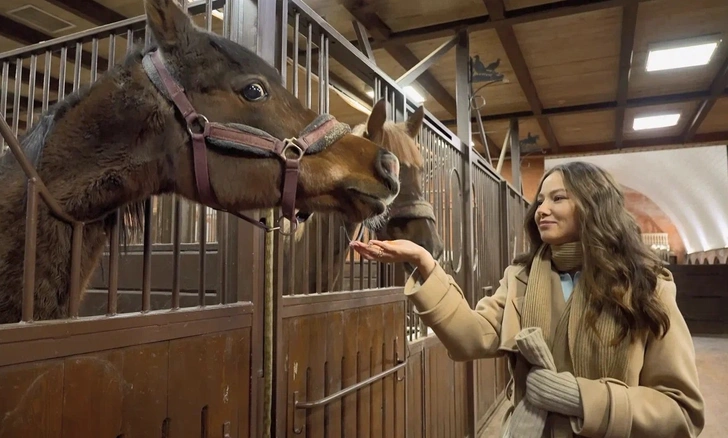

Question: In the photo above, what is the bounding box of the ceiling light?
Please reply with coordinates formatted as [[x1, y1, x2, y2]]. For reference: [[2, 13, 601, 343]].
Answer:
[[403, 86, 425, 103], [211, 9, 224, 20], [633, 113, 680, 131], [646, 35, 721, 72]]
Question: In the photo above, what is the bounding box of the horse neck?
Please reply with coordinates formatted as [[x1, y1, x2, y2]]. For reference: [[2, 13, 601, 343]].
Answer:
[[0, 59, 173, 323]]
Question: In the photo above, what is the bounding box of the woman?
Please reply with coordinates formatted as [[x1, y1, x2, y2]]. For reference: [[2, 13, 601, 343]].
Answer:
[[350, 161, 704, 437]]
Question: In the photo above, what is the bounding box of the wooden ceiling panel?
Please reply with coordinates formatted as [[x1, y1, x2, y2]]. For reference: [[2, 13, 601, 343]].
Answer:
[[696, 96, 728, 134], [550, 110, 616, 146], [480, 117, 549, 153], [628, 0, 728, 99], [513, 7, 621, 108], [366, 0, 486, 33], [96, 0, 142, 20], [406, 30, 532, 116], [623, 101, 699, 140], [504, 0, 562, 10], [2, 0, 98, 37], [0, 36, 21, 54]]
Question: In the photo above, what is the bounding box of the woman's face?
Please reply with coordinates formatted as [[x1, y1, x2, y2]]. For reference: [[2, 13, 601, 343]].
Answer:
[[535, 171, 579, 245]]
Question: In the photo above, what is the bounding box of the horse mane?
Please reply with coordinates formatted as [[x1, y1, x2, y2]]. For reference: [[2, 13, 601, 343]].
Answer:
[[0, 45, 149, 248], [352, 121, 424, 169]]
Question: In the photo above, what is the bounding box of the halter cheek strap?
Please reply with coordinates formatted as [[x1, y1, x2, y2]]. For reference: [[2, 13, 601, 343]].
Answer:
[[141, 48, 350, 233]]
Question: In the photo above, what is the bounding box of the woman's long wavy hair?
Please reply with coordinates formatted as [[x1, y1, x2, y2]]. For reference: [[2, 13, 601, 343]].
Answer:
[[514, 161, 670, 343]]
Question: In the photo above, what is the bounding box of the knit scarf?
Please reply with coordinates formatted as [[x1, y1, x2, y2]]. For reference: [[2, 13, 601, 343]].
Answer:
[[521, 242, 630, 382]]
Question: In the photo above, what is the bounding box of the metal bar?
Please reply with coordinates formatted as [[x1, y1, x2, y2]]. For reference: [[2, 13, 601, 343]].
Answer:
[[455, 28, 477, 438], [42, 51, 51, 113], [68, 222, 84, 318], [27, 55, 37, 130], [509, 119, 521, 194], [352, 20, 375, 62], [58, 47, 67, 100], [22, 178, 39, 322], [171, 197, 181, 309], [107, 210, 120, 315], [294, 359, 407, 410], [0, 61, 7, 152], [198, 205, 207, 306], [396, 34, 458, 87], [142, 198, 153, 312]]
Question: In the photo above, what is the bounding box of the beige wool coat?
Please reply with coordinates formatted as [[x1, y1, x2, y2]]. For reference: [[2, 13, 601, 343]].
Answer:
[[404, 262, 705, 437]]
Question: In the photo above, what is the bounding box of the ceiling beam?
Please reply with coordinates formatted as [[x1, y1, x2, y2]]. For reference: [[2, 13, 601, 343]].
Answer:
[[358, 0, 652, 49], [44, 0, 126, 26], [482, 0, 560, 152], [343, 3, 459, 117], [681, 55, 728, 142], [441, 88, 728, 124], [530, 130, 728, 157], [613, 2, 639, 149], [0, 15, 109, 71]]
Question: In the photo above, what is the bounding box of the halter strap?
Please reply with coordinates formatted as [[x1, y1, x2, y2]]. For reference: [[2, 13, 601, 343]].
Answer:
[[142, 48, 347, 233]]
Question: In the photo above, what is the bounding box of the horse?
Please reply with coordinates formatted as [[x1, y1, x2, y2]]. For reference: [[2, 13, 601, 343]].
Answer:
[[284, 100, 444, 293], [0, 0, 401, 324]]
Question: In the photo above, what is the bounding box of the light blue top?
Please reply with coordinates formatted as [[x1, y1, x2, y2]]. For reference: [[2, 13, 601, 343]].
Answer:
[[559, 271, 580, 301]]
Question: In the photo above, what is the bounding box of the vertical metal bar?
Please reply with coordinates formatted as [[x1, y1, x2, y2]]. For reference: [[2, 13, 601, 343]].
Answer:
[[293, 12, 299, 98], [22, 178, 39, 322], [172, 196, 181, 309], [0, 62, 7, 152], [142, 198, 153, 312], [42, 52, 51, 113], [107, 211, 120, 315], [58, 47, 68, 100], [73, 42, 82, 91], [217, 212, 227, 304], [198, 204, 207, 306], [305, 23, 312, 108], [90, 38, 99, 83], [12, 60, 21, 136], [68, 222, 83, 318], [278, 0, 288, 86], [107, 34, 116, 71], [27, 55, 37, 130], [206, 0, 214, 32]]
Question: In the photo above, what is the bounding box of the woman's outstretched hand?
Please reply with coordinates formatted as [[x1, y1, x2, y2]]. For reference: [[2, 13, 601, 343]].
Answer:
[[349, 239, 437, 278]]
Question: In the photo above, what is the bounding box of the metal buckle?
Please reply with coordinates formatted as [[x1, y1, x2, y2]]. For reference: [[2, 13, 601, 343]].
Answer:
[[281, 138, 304, 161], [276, 214, 299, 236], [186, 114, 209, 137]]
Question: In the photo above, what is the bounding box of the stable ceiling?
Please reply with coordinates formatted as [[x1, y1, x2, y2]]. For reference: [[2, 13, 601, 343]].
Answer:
[[1, 0, 727, 160]]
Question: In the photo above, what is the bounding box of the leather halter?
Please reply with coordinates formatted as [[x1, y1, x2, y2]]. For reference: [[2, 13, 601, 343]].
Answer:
[[142, 49, 347, 233]]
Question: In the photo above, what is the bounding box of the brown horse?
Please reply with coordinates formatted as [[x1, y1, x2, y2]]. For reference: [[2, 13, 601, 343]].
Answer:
[[0, 0, 401, 324], [285, 100, 444, 293]]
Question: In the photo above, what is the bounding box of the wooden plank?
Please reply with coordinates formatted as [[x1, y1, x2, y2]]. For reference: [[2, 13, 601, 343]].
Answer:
[[0, 361, 64, 437]]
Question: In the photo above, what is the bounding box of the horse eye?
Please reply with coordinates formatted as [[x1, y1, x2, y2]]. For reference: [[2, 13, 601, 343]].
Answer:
[[242, 83, 267, 101]]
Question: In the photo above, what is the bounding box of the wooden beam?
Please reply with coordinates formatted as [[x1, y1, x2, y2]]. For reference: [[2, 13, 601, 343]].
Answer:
[[360, 0, 652, 49], [44, 0, 126, 26], [482, 0, 560, 152], [441, 89, 728, 124], [682, 55, 728, 142], [343, 3, 459, 116], [538, 130, 728, 157], [614, 2, 639, 149]]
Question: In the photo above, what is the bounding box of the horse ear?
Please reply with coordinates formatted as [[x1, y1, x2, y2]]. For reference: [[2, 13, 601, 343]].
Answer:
[[406, 105, 425, 138], [366, 99, 387, 142], [145, 0, 194, 51]]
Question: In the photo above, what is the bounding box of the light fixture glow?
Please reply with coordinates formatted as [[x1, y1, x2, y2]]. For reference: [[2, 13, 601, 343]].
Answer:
[[646, 36, 721, 72], [632, 113, 680, 131], [211, 9, 224, 20], [366, 87, 425, 103], [403, 86, 425, 103]]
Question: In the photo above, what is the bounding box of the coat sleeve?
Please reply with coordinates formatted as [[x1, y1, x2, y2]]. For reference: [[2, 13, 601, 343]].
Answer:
[[571, 279, 705, 438], [403, 262, 513, 361]]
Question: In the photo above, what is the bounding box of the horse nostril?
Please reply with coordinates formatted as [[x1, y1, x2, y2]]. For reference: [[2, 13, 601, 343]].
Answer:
[[380, 151, 400, 179]]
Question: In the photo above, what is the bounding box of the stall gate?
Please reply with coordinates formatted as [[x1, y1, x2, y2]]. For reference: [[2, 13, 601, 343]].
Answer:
[[0, 0, 529, 437]]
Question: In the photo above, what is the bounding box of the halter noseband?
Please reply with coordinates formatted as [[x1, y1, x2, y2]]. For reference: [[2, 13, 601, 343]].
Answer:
[[142, 48, 349, 233]]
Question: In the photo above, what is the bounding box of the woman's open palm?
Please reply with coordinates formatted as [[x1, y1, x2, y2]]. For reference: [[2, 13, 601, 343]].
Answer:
[[349, 239, 426, 265]]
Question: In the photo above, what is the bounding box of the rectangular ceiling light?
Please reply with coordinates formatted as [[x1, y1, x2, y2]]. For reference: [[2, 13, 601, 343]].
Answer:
[[646, 35, 721, 72], [633, 113, 681, 130]]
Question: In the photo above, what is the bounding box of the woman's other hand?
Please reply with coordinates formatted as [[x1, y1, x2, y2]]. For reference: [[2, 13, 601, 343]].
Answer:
[[349, 239, 437, 278]]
